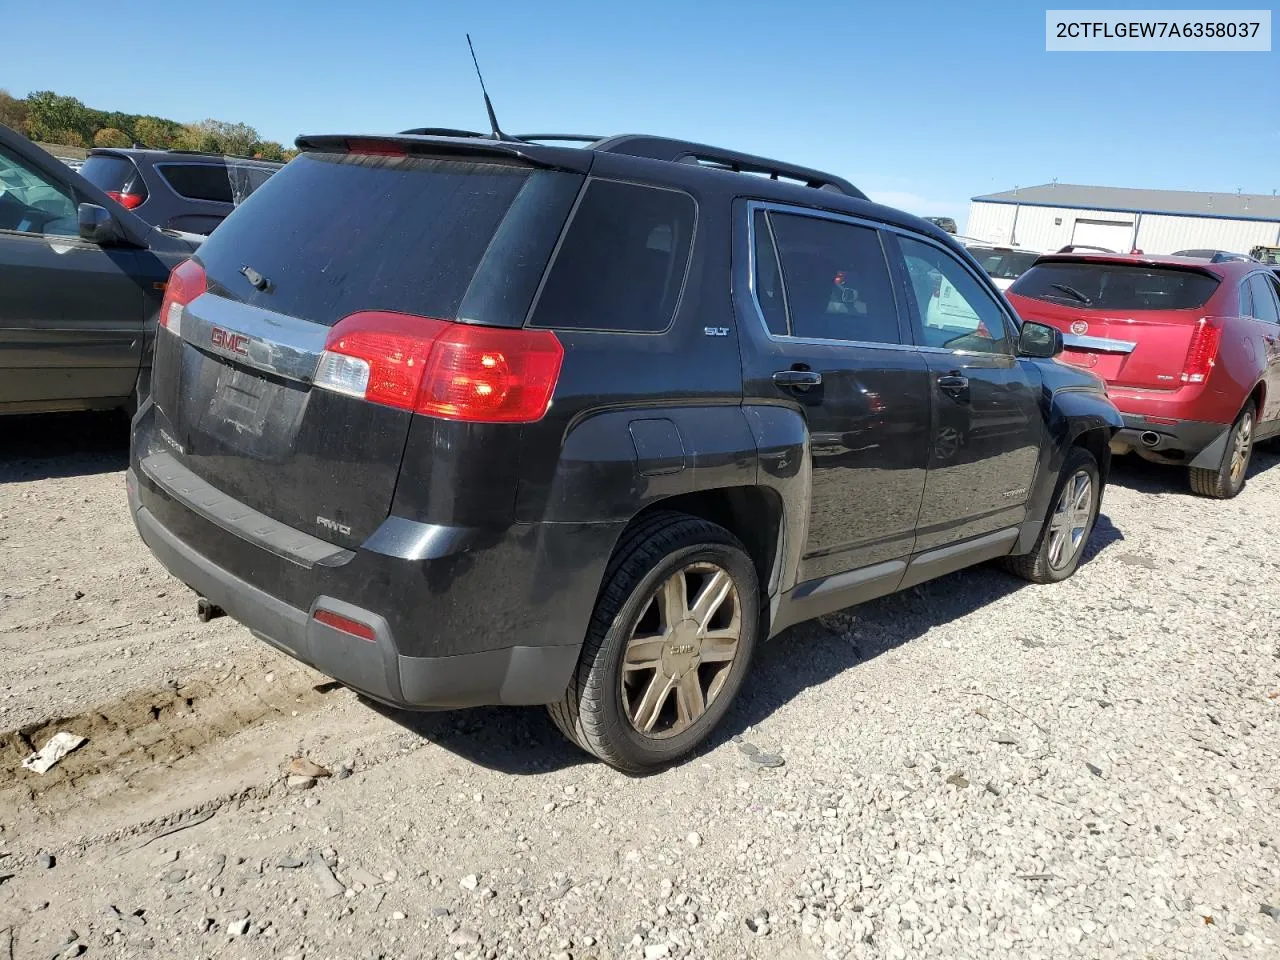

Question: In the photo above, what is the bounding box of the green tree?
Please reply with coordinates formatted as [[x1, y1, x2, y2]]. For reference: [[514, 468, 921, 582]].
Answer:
[[0, 89, 29, 135], [94, 127, 131, 148], [173, 119, 261, 156], [251, 140, 285, 162], [46, 128, 87, 148], [133, 116, 177, 149], [25, 91, 94, 143]]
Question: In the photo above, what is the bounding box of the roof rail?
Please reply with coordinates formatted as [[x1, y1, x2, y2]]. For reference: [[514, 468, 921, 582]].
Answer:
[[388, 129, 864, 198], [398, 127, 493, 138], [590, 135, 865, 199], [515, 134, 605, 144]]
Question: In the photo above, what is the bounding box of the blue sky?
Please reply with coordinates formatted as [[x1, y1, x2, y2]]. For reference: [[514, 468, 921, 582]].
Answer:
[[5, 0, 1277, 223]]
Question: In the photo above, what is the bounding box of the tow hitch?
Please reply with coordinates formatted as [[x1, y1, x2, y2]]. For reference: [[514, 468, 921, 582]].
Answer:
[[196, 597, 225, 623]]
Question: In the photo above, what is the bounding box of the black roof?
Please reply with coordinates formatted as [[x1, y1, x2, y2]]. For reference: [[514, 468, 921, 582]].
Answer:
[[294, 130, 955, 246]]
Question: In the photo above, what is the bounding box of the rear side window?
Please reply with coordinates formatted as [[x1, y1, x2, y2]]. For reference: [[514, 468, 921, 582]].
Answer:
[[530, 180, 695, 333], [197, 152, 580, 326], [157, 163, 235, 203], [1010, 262, 1219, 310], [767, 213, 902, 344], [1249, 274, 1280, 323]]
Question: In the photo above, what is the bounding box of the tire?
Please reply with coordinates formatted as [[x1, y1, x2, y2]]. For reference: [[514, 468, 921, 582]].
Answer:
[[1189, 403, 1255, 499], [1005, 446, 1101, 584], [548, 511, 760, 774]]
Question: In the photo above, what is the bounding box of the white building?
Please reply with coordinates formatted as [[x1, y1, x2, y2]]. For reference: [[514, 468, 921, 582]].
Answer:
[[965, 183, 1280, 255]]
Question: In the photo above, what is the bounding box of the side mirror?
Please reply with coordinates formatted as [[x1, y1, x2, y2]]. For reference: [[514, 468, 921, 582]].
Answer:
[[1018, 321, 1063, 359], [78, 203, 122, 245]]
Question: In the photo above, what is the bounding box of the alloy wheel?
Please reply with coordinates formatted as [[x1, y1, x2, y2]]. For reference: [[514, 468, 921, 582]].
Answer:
[[1046, 470, 1093, 571], [620, 562, 742, 739], [1229, 411, 1253, 484]]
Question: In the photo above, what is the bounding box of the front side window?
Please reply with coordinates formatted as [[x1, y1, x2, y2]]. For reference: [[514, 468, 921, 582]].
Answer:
[[766, 212, 903, 344], [530, 179, 695, 333], [897, 236, 1011, 354], [0, 146, 77, 237], [1249, 274, 1280, 323]]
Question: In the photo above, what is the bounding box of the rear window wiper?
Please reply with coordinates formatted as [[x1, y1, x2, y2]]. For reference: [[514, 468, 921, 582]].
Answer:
[[1049, 283, 1092, 305]]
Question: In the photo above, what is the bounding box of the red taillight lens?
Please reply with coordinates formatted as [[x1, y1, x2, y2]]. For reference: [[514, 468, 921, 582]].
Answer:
[[313, 608, 376, 642], [1180, 318, 1222, 384], [315, 313, 563, 423], [157, 259, 206, 332], [106, 190, 144, 209]]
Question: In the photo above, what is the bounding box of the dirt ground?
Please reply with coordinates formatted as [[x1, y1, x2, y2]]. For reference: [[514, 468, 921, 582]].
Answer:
[[1, 412, 1278, 960]]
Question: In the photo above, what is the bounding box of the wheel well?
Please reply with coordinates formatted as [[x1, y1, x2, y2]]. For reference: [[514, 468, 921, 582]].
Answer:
[[1249, 381, 1265, 418], [1073, 426, 1112, 481], [628, 488, 783, 593]]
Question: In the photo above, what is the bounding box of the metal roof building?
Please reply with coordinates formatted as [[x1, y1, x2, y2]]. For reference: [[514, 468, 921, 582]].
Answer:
[[965, 183, 1280, 256]]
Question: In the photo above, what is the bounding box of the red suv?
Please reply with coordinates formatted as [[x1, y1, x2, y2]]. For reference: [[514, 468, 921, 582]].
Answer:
[[1007, 253, 1280, 498]]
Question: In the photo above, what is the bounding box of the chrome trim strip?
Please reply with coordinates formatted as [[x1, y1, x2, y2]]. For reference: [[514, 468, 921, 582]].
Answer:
[[180, 294, 328, 383], [1062, 332, 1137, 354]]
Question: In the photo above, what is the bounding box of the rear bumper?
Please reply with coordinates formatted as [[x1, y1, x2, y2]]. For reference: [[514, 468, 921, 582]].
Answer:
[[127, 455, 623, 709], [1110, 414, 1229, 467]]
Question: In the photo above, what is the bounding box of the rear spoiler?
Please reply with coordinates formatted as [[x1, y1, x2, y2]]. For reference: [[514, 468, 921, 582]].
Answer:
[[1034, 253, 1222, 280], [294, 134, 593, 174]]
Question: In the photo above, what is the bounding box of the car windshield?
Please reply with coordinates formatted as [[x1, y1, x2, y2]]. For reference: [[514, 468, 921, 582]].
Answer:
[[967, 247, 1040, 280], [1009, 261, 1219, 311]]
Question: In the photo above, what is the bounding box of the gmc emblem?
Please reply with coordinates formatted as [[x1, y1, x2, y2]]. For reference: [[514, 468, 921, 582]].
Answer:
[[211, 327, 250, 356]]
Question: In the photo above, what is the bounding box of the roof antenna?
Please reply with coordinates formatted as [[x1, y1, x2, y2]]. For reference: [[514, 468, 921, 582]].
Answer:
[[466, 34, 512, 142]]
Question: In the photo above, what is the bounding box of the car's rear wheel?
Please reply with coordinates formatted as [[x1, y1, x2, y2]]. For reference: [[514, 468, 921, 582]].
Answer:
[[1005, 445, 1100, 584], [548, 512, 759, 774], [1189, 403, 1254, 499]]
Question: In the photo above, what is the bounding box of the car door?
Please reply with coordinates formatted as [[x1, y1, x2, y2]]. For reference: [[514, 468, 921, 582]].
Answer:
[[1246, 272, 1280, 428], [736, 204, 931, 582], [888, 233, 1044, 552], [0, 140, 145, 407]]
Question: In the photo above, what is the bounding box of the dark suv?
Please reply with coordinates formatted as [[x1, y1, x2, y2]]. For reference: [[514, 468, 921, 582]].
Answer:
[[128, 131, 1122, 772], [79, 148, 280, 236]]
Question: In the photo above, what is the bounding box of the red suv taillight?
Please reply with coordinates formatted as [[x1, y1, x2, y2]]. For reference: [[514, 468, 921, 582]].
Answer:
[[106, 190, 144, 210], [1180, 318, 1222, 384], [157, 259, 207, 333], [314, 311, 564, 423]]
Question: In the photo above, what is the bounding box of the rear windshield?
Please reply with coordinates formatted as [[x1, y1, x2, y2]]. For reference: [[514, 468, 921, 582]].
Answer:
[[196, 152, 580, 327], [966, 247, 1039, 280], [80, 154, 140, 192], [1009, 261, 1219, 310]]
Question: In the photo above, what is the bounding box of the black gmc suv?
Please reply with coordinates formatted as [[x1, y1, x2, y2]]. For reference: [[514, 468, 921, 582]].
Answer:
[[128, 131, 1122, 772]]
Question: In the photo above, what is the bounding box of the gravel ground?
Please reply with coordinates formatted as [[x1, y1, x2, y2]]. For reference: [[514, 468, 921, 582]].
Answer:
[[1, 412, 1278, 960]]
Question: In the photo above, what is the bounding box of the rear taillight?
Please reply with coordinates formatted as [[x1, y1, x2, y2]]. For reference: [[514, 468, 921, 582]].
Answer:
[[157, 259, 206, 334], [314, 312, 564, 423], [1180, 318, 1222, 384], [106, 190, 143, 209]]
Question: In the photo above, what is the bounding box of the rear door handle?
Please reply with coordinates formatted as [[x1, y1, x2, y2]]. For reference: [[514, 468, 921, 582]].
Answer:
[[937, 374, 969, 394], [773, 369, 823, 390]]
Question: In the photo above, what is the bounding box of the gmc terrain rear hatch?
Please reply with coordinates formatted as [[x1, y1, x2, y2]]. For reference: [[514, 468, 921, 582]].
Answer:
[[146, 143, 584, 549]]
